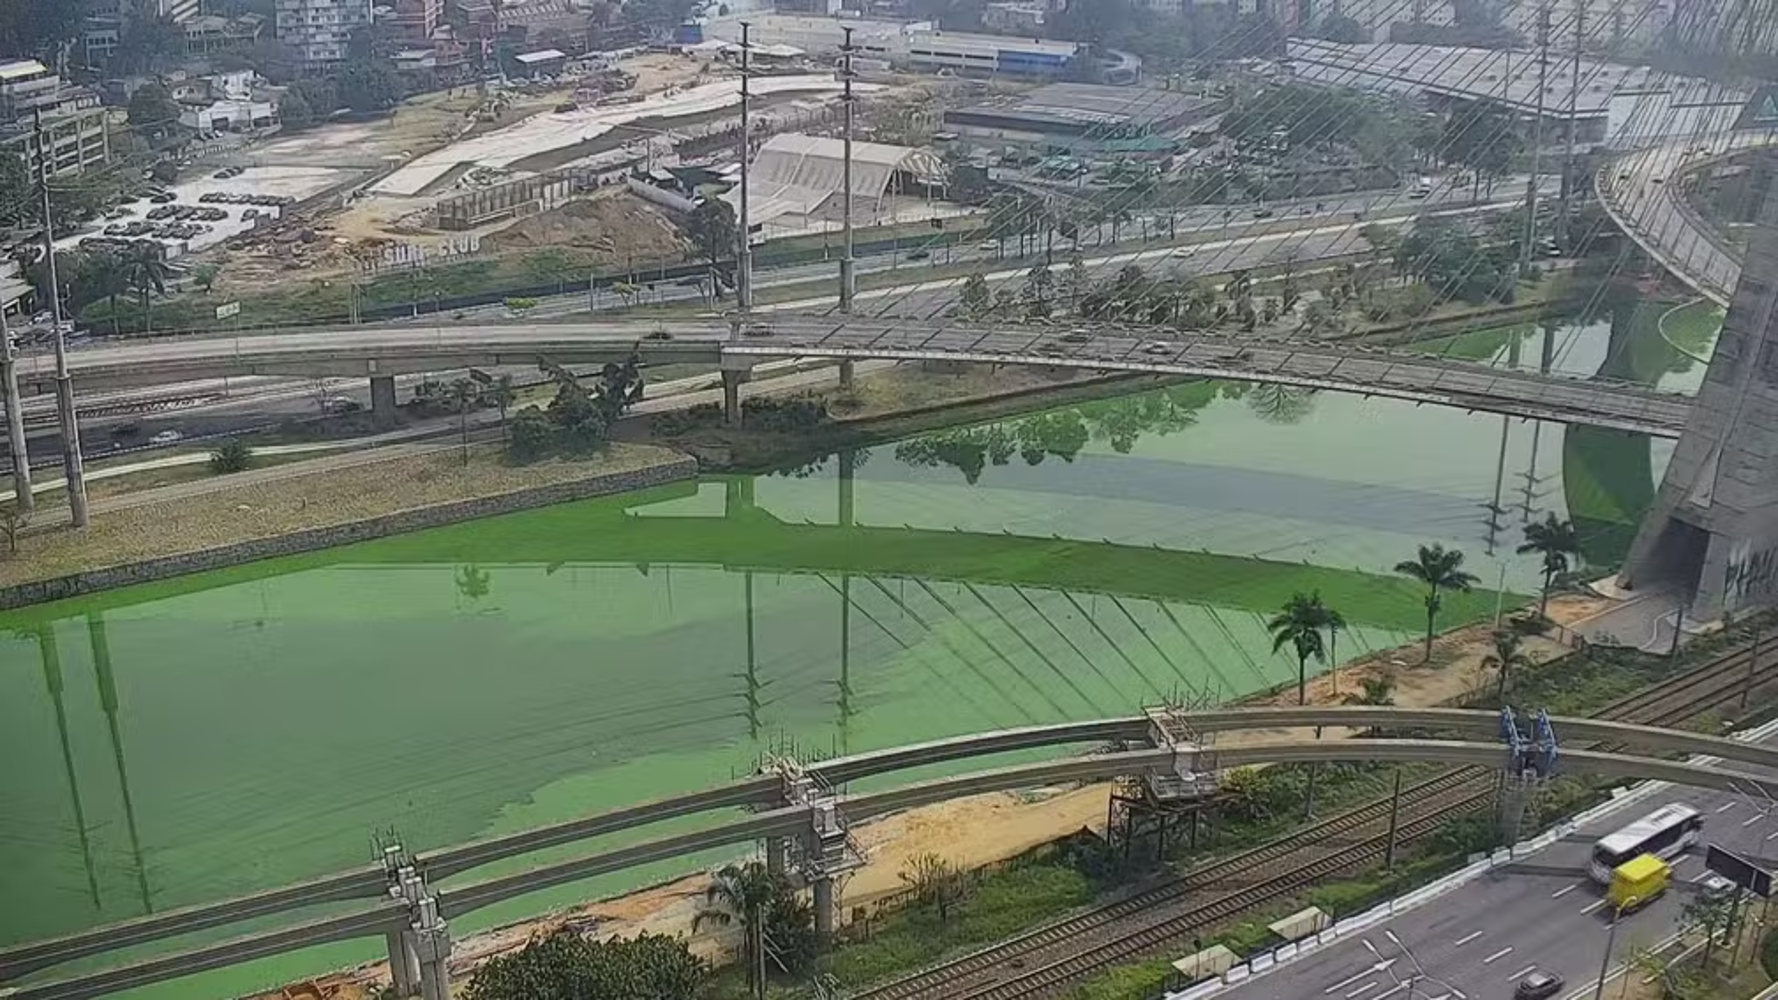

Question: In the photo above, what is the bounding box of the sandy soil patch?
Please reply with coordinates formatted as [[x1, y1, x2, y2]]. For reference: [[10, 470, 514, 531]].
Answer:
[[483, 191, 686, 261], [1, 442, 682, 588]]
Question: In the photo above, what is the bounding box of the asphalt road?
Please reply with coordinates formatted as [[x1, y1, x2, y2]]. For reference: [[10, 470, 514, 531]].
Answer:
[[1602, 135, 1772, 305], [1220, 736, 1778, 1000]]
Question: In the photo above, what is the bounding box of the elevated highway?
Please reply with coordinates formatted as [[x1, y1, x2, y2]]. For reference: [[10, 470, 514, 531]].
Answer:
[[6, 707, 1778, 998], [17, 316, 1694, 436]]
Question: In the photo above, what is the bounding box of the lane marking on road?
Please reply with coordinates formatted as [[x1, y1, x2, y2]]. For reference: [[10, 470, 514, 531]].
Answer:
[[1552, 885, 1578, 899], [1329, 969, 1380, 993], [1582, 899, 1608, 915], [1347, 982, 1380, 998], [1717, 802, 1738, 813], [1455, 931, 1485, 946], [1766, 829, 1778, 841], [1508, 965, 1538, 981], [1376, 982, 1413, 1000], [1743, 814, 1763, 827], [1483, 947, 1514, 964]]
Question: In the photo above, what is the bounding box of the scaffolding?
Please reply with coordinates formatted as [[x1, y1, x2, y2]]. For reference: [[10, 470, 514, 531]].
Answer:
[[1496, 706, 1560, 843], [1109, 694, 1224, 861]]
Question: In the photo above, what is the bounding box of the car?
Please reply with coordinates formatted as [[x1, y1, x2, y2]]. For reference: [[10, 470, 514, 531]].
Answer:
[[976, 240, 1000, 252], [1171, 246, 1197, 258], [149, 429, 183, 445], [742, 321, 775, 337], [1652, 176, 1665, 184], [1514, 972, 1565, 1000], [1702, 873, 1738, 901], [1252, 206, 1275, 218], [1061, 332, 1090, 344], [1144, 342, 1175, 355], [905, 248, 930, 261], [320, 396, 361, 414], [642, 329, 673, 341]]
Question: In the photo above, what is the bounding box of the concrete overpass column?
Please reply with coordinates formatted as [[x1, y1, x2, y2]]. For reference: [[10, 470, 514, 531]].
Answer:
[[812, 876, 836, 938], [370, 374, 399, 430], [412, 904, 452, 1000], [385, 930, 419, 996], [765, 836, 787, 876], [838, 449, 856, 528], [838, 360, 855, 391], [0, 351, 32, 512], [721, 369, 744, 427]]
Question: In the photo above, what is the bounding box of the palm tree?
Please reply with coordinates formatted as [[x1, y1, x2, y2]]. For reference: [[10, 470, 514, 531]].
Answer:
[[1481, 629, 1534, 701], [1268, 591, 1329, 705], [486, 374, 516, 442], [1518, 514, 1581, 618], [694, 861, 782, 997], [448, 378, 477, 465], [1393, 543, 1480, 664], [119, 244, 169, 333]]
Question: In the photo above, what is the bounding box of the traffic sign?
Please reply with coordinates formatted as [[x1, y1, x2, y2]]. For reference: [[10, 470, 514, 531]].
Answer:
[[1705, 844, 1773, 897], [214, 301, 241, 320]]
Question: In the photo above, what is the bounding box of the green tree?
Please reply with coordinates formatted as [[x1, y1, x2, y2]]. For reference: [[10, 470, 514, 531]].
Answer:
[[694, 861, 782, 996], [114, 14, 185, 75], [485, 374, 516, 441], [959, 272, 991, 317], [208, 439, 253, 474], [1268, 591, 1329, 705], [507, 407, 552, 462], [1342, 673, 1396, 707], [1683, 891, 1738, 967], [455, 564, 490, 602], [899, 853, 972, 925], [687, 198, 738, 278], [1481, 629, 1533, 701], [1518, 513, 1581, 618], [191, 264, 219, 294], [1393, 543, 1480, 663], [463, 928, 705, 1000], [548, 384, 608, 452], [1022, 263, 1054, 318], [279, 87, 314, 130], [338, 60, 404, 113], [120, 244, 170, 332], [127, 81, 181, 136]]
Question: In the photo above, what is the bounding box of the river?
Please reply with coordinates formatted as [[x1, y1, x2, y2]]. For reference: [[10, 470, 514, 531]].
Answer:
[[0, 294, 1719, 998]]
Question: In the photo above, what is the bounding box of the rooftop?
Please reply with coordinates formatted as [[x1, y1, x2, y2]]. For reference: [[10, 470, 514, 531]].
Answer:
[[0, 60, 50, 82], [955, 82, 1217, 129], [513, 48, 567, 63]]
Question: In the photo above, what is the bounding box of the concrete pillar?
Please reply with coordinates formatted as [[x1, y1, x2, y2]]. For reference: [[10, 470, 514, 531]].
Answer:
[[721, 369, 742, 428], [370, 374, 399, 430], [0, 353, 32, 511], [813, 877, 836, 938], [765, 836, 787, 876], [838, 359, 855, 390], [386, 930, 419, 996], [838, 449, 856, 528], [413, 924, 451, 1000]]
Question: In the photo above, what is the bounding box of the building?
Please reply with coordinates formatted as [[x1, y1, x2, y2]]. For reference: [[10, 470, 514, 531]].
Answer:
[[275, 0, 374, 69], [183, 13, 266, 55], [724, 131, 946, 232], [944, 81, 1219, 156], [704, 14, 1080, 77], [982, 2, 1047, 33], [0, 60, 112, 180], [385, 0, 443, 44], [170, 70, 280, 131], [1282, 40, 1746, 146], [512, 48, 568, 77]]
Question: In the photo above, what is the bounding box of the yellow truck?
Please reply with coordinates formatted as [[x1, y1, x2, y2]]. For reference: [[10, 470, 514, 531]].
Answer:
[[1609, 853, 1672, 912]]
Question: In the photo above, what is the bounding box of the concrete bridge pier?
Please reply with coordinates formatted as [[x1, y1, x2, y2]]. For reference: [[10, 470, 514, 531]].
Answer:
[[838, 449, 856, 528], [720, 355, 753, 428], [412, 902, 451, 1000], [0, 350, 32, 511], [370, 374, 399, 430], [765, 836, 787, 876], [812, 876, 836, 938], [385, 930, 419, 996]]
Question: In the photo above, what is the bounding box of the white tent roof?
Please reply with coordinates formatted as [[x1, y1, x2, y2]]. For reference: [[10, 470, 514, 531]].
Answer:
[[724, 132, 943, 226]]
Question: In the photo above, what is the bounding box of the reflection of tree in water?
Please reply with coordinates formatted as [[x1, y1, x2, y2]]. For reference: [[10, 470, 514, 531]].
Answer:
[[772, 448, 872, 479], [1245, 384, 1318, 425], [895, 383, 1242, 483], [455, 564, 492, 604]]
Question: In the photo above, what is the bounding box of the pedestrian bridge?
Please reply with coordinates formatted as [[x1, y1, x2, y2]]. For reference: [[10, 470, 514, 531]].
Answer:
[[22, 315, 1694, 437], [7, 706, 1776, 1000]]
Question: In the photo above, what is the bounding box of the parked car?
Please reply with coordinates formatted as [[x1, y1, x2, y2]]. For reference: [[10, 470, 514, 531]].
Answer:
[[149, 429, 183, 445]]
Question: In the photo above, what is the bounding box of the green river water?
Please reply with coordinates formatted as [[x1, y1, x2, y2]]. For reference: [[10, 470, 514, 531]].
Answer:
[[0, 297, 1721, 998]]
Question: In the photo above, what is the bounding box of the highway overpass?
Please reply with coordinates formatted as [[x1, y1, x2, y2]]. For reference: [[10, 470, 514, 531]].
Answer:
[[12, 316, 1694, 437], [6, 708, 1778, 1000]]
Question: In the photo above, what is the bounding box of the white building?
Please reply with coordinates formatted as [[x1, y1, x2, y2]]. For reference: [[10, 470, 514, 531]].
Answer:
[[275, 0, 374, 68], [704, 14, 1079, 77]]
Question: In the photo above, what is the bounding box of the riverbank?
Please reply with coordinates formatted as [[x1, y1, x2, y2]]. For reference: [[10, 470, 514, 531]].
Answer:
[[0, 442, 693, 609]]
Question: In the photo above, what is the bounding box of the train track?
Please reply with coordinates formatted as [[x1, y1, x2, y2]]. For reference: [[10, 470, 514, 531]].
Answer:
[[854, 637, 1778, 1000]]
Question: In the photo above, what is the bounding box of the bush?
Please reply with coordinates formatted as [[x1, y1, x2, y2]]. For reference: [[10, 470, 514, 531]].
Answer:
[[508, 408, 553, 462], [208, 439, 254, 474], [1761, 926, 1778, 980]]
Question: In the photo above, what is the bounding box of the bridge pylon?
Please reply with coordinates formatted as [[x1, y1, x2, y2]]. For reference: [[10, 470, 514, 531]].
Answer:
[[757, 755, 866, 941], [375, 840, 450, 999], [1621, 161, 1778, 620], [1110, 699, 1222, 862]]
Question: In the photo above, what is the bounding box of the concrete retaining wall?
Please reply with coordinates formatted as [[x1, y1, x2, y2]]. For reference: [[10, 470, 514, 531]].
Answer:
[[0, 455, 698, 611]]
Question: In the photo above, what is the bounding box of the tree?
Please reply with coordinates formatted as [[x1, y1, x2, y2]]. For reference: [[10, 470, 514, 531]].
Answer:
[[448, 378, 478, 464], [1022, 263, 1054, 318], [486, 374, 516, 442], [120, 244, 170, 332], [900, 853, 972, 925], [548, 384, 609, 452], [191, 264, 219, 295], [1342, 673, 1396, 707], [0, 153, 26, 227], [1481, 629, 1533, 701], [507, 407, 552, 462], [1683, 891, 1738, 967], [1268, 591, 1329, 705], [208, 439, 253, 474], [1393, 543, 1480, 663], [0, 504, 26, 556], [455, 564, 490, 602], [959, 272, 991, 317], [463, 929, 706, 1000], [114, 14, 186, 75], [694, 861, 782, 996], [1319, 12, 1369, 41], [687, 198, 738, 277], [128, 82, 182, 137], [279, 87, 314, 130], [337, 60, 404, 113], [1518, 513, 1581, 618], [1064, 253, 1089, 308]]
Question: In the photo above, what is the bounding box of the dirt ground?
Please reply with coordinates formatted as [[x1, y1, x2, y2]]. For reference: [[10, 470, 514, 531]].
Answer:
[[483, 190, 687, 261], [296, 592, 1617, 997]]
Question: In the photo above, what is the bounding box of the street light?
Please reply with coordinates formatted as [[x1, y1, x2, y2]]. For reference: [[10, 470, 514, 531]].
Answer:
[[1593, 899, 1635, 1000]]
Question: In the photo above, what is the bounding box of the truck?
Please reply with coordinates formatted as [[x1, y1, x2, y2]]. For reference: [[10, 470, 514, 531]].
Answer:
[[1608, 853, 1672, 912]]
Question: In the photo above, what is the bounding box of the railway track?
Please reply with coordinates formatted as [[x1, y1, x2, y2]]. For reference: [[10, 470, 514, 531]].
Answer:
[[853, 637, 1778, 1000]]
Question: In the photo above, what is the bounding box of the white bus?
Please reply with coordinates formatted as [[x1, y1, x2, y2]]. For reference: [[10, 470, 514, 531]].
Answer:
[[1588, 803, 1704, 883]]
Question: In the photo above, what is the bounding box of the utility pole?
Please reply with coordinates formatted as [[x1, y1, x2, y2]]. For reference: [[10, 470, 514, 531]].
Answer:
[[1385, 766, 1403, 868], [1521, 7, 1551, 273], [1562, 0, 1586, 245], [837, 26, 857, 390], [737, 21, 754, 311], [0, 302, 32, 511], [35, 109, 86, 528]]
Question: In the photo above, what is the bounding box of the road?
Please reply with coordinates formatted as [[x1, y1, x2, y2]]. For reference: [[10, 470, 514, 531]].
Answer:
[[1600, 134, 1773, 306], [1216, 734, 1778, 1000]]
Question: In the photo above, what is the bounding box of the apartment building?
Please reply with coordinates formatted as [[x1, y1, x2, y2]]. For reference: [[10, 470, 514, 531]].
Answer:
[[386, 0, 444, 44], [0, 60, 112, 179], [275, 0, 374, 68]]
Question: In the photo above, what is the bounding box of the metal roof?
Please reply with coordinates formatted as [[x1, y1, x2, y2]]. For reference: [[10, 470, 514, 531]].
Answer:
[[0, 60, 50, 82], [514, 49, 567, 63]]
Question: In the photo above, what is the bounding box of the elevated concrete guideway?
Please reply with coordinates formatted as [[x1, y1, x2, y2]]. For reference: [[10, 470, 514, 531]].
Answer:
[[4, 708, 1775, 991], [12, 730, 1778, 1000], [14, 316, 1694, 436]]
